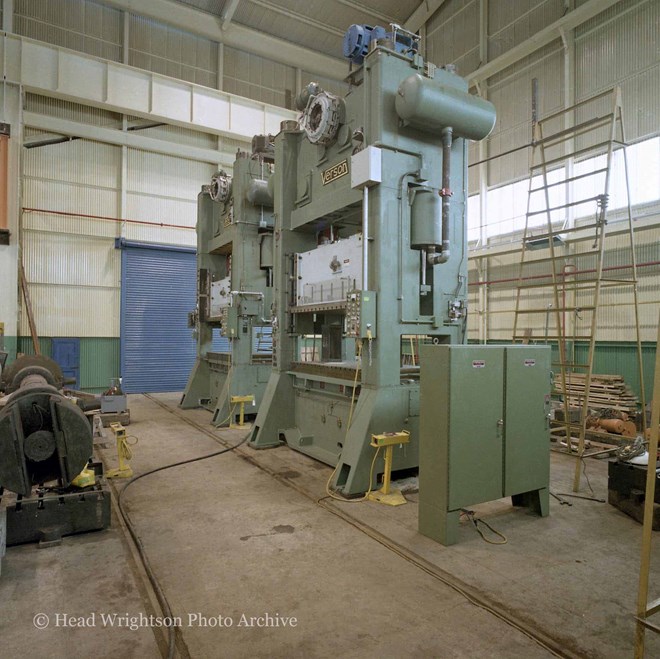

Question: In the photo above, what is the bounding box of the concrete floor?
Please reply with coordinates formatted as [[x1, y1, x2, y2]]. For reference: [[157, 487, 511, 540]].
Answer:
[[1, 392, 658, 658]]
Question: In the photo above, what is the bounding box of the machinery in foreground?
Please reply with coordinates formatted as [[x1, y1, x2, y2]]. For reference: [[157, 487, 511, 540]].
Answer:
[[249, 24, 498, 496], [0, 354, 109, 557], [181, 136, 275, 426]]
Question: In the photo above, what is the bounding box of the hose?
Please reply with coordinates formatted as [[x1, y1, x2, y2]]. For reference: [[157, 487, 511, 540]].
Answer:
[[116, 409, 249, 659]]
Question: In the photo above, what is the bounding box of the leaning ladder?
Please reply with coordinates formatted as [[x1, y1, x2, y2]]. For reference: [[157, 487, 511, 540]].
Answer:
[[634, 311, 660, 657], [512, 86, 646, 492]]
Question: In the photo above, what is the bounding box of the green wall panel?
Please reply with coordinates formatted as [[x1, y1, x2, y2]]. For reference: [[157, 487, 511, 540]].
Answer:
[[470, 339, 656, 404], [80, 338, 121, 393], [17, 336, 52, 357], [573, 342, 656, 405], [16, 337, 120, 393], [1, 336, 18, 361]]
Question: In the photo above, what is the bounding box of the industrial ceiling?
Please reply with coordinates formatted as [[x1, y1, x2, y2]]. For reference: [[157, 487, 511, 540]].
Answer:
[[171, 0, 428, 59]]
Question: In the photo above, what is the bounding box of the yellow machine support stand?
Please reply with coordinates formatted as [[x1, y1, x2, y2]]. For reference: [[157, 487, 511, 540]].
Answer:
[[230, 394, 255, 429], [368, 430, 411, 506], [106, 422, 136, 479]]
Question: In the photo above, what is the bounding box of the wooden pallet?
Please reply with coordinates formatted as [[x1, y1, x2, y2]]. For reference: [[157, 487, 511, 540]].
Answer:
[[553, 373, 639, 414]]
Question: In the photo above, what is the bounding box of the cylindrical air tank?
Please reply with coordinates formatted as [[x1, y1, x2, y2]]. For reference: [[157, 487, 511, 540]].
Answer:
[[410, 188, 442, 249], [247, 179, 274, 207], [260, 233, 274, 269], [395, 74, 496, 141]]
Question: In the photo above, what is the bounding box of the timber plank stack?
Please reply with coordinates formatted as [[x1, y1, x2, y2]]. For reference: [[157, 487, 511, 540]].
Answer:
[[553, 373, 639, 415]]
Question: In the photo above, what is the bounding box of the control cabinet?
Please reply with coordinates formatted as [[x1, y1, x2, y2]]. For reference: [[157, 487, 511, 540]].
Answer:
[[345, 290, 377, 339], [418, 344, 551, 545]]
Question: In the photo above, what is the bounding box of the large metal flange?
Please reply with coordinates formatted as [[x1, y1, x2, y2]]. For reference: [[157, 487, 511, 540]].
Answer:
[[302, 91, 344, 146], [1, 355, 64, 393]]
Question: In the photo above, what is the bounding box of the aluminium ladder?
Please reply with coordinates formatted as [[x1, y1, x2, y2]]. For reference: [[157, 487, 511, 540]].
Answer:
[[512, 86, 646, 491]]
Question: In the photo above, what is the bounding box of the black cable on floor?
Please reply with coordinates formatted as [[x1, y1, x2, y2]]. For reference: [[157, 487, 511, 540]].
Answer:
[[144, 396, 571, 658], [115, 410, 249, 659]]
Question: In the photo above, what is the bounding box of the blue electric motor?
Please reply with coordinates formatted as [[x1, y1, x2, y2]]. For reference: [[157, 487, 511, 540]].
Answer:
[[343, 24, 417, 65]]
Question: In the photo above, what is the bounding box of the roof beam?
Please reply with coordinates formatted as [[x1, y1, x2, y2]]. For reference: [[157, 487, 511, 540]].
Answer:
[[248, 0, 344, 38], [99, 0, 345, 79], [221, 0, 241, 30], [405, 0, 448, 33], [24, 112, 235, 166], [468, 0, 623, 85], [1, 33, 296, 141], [335, 0, 394, 24]]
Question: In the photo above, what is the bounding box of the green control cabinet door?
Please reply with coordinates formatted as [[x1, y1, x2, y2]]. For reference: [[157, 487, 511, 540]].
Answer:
[[503, 346, 551, 496], [447, 347, 504, 510]]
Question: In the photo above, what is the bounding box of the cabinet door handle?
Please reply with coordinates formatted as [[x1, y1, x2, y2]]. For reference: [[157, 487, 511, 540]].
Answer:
[[496, 418, 504, 438]]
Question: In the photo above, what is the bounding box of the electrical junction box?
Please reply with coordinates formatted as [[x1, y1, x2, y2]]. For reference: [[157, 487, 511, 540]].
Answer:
[[418, 344, 551, 546], [236, 296, 263, 318], [220, 306, 239, 338], [345, 290, 377, 339], [351, 146, 382, 189]]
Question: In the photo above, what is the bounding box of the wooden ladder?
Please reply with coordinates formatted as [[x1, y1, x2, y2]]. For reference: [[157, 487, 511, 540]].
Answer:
[[512, 86, 646, 491], [634, 311, 660, 657]]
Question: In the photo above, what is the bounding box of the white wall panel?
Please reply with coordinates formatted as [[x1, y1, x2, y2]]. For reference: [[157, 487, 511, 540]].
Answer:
[[488, 0, 564, 60], [124, 148, 213, 247], [469, 219, 660, 343], [129, 14, 218, 88], [487, 43, 564, 186], [426, 0, 480, 75], [575, 0, 659, 143], [126, 149, 214, 198], [21, 133, 121, 337], [25, 93, 120, 127], [224, 46, 297, 108], [14, 0, 123, 62], [19, 284, 120, 337], [23, 231, 120, 288], [23, 137, 121, 189]]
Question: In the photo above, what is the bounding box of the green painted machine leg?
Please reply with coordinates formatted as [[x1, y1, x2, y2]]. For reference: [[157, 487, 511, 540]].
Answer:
[[210, 370, 232, 426], [329, 387, 419, 497], [419, 507, 460, 546], [512, 488, 549, 517], [211, 365, 267, 427], [248, 372, 292, 447], [180, 358, 210, 409]]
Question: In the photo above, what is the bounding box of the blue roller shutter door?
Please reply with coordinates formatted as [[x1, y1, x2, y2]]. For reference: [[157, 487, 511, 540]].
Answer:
[[120, 246, 196, 393]]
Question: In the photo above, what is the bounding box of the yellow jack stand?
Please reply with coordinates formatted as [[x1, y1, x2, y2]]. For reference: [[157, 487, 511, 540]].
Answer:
[[367, 430, 411, 506], [230, 394, 255, 429], [71, 467, 96, 488], [106, 422, 135, 479]]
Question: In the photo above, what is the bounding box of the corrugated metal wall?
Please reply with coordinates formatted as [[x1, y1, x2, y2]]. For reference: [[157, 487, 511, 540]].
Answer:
[[21, 120, 121, 338], [20, 92, 215, 389], [14, 0, 123, 61], [13, 0, 341, 111], [575, 0, 660, 142], [224, 47, 297, 107], [124, 149, 212, 247], [460, 0, 660, 371], [129, 14, 218, 87], [10, 0, 660, 392]]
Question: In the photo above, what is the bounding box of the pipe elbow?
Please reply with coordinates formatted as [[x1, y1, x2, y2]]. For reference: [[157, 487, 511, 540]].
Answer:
[[427, 242, 450, 265]]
